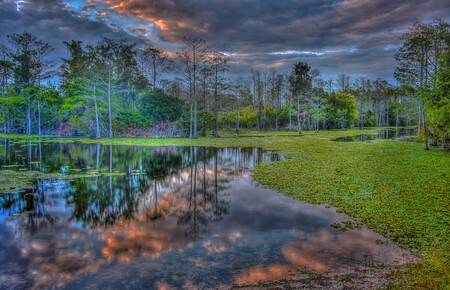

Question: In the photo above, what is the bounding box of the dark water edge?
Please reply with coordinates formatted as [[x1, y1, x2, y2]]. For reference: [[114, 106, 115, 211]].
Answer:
[[0, 141, 411, 289], [332, 128, 418, 142]]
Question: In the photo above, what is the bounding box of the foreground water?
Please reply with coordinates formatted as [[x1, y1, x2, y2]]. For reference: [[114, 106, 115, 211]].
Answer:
[[0, 140, 410, 288]]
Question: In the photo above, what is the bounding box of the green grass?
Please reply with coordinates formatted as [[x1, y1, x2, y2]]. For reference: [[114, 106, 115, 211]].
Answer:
[[1, 127, 449, 287]]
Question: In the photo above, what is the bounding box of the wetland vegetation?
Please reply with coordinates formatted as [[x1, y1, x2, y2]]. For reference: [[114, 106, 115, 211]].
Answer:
[[0, 16, 448, 289], [0, 127, 449, 288]]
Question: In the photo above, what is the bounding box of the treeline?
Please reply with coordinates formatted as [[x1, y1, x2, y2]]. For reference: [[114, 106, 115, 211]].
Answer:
[[0, 20, 448, 147]]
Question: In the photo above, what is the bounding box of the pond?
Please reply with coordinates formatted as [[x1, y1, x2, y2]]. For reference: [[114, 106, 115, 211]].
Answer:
[[332, 128, 418, 142], [0, 140, 410, 288]]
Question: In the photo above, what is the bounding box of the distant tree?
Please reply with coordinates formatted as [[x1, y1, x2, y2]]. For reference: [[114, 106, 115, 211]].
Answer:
[[309, 88, 327, 132], [395, 19, 449, 149], [198, 64, 213, 136], [274, 73, 284, 130], [0, 43, 13, 133], [336, 73, 351, 93], [8, 32, 53, 135], [325, 92, 358, 129], [372, 78, 393, 127], [250, 69, 264, 130], [289, 61, 312, 134], [60, 40, 91, 82], [176, 36, 209, 138], [139, 46, 172, 90], [98, 38, 139, 138], [209, 51, 229, 138], [352, 77, 372, 127]]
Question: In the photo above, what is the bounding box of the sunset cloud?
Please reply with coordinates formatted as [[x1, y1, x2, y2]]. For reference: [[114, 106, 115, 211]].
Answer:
[[0, 0, 448, 81]]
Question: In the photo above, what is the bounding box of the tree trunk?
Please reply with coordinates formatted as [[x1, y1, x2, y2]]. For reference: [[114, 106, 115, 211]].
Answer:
[[201, 88, 207, 137], [236, 101, 239, 133], [37, 101, 41, 135], [289, 98, 292, 129], [214, 73, 220, 138], [417, 106, 422, 142], [214, 96, 220, 138], [275, 106, 278, 131], [297, 98, 301, 135], [386, 100, 391, 127], [189, 102, 193, 139], [108, 70, 113, 139], [26, 97, 31, 135], [396, 109, 399, 127], [94, 84, 100, 139], [423, 110, 428, 150], [193, 100, 198, 138]]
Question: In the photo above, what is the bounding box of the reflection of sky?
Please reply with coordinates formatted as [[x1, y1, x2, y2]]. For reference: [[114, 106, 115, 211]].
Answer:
[[0, 144, 410, 288]]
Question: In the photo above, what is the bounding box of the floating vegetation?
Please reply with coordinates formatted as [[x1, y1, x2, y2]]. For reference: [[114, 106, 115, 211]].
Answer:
[[330, 220, 363, 232], [103, 172, 126, 176], [0, 170, 43, 193], [6, 211, 33, 220], [1, 164, 20, 168]]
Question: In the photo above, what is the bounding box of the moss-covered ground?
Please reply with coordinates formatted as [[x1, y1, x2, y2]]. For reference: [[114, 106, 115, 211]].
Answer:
[[1, 127, 449, 288]]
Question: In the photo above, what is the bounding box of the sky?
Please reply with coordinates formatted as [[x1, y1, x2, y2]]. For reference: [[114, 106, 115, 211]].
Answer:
[[0, 0, 449, 84]]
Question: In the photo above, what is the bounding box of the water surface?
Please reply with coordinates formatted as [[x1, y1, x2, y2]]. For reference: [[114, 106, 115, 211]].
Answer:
[[332, 128, 417, 142], [0, 140, 410, 288]]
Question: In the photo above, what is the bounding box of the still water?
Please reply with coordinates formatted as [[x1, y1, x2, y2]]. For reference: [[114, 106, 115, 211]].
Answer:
[[0, 140, 410, 289], [332, 128, 418, 142]]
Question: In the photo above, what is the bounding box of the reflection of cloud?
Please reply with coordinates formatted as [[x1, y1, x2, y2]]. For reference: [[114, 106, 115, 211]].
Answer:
[[202, 232, 241, 253], [15, 233, 107, 289], [156, 282, 176, 290], [235, 228, 412, 285], [98, 162, 236, 263], [3, 151, 242, 288], [235, 264, 294, 285]]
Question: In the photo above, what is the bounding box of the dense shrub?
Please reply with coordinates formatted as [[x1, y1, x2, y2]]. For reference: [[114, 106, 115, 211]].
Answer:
[[138, 89, 185, 122], [325, 92, 358, 129]]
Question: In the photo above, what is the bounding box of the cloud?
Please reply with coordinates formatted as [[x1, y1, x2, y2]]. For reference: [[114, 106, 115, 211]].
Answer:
[[0, 0, 145, 69], [88, 0, 449, 80], [1, 0, 449, 82]]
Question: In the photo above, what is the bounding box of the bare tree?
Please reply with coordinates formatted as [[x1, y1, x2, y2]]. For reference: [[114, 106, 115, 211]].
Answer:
[[199, 65, 212, 136], [250, 69, 264, 130], [139, 46, 172, 90], [209, 51, 229, 138], [336, 73, 351, 93], [176, 36, 208, 139]]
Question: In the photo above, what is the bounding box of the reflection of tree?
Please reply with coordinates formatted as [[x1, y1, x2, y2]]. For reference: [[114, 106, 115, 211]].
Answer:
[[64, 146, 189, 228], [176, 147, 231, 239], [146, 181, 163, 221], [0, 144, 285, 289], [1, 144, 282, 234], [0, 183, 56, 234]]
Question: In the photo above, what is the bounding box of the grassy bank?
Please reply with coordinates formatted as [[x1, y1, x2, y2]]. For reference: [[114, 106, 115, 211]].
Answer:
[[1, 128, 449, 287]]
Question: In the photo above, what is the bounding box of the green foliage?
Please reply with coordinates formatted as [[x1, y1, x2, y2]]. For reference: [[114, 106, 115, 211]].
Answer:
[[114, 109, 150, 131], [238, 106, 258, 128], [325, 92, 358, 128], [219, 105, 290, 130], [422, 35, 450, 147], [289, 61, 312, 96], [138, 89, 185, 122]]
